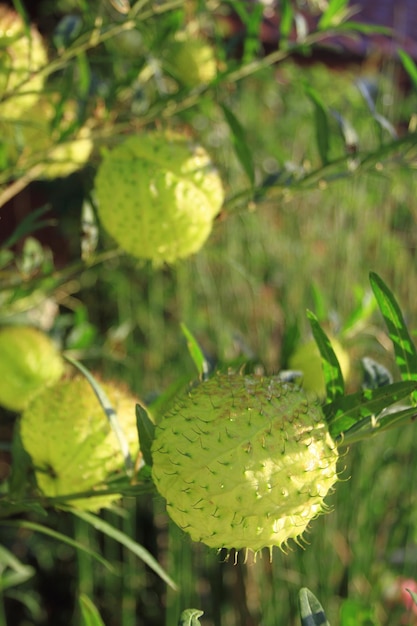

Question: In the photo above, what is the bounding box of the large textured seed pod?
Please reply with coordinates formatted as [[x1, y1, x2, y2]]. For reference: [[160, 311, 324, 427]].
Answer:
[[20, 377, 140, 511], [152, 374, 338, 554], [94, 132, 224, 264], [0, 325, 64, 412], [0, 5, 47, 120]]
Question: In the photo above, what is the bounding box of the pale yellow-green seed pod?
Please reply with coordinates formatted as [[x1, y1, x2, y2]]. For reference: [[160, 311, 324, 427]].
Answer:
[[152, 373, 339, 555], [94, 132, 224, 264], [0, 325, 64, 412], [0, 5, 47, 120], [20, 377, 141, 511]]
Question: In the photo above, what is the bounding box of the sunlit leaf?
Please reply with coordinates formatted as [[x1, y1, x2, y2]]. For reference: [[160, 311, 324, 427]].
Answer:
[[0, 545, 35, 591], [369, 272, 417, 389], [178, 608, 204, 626], [318, 0, 349, 30], [181, 323, 209, 380], [398, 49, 417, 92], [324, 380, 417, 440], [307, 310, 344, 402]]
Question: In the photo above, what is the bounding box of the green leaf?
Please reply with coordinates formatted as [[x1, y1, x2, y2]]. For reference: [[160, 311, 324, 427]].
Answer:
[[304, 85, 330, 165], [339, 598, 380, 626], [307, 310, 344, 402], [0, 520, 115, 573], [369, 272, 417, 389], [298, 588, 330, 626], [136, 403, 155, 467], [221, 104, 255, 187], [70, 509, 178, 591], [178, 609, 204, 626], [279, 0, 293, 42], [318, 0, 349, 29], [398, 49, 417, 91], [0, 545, 35, 592], [79, 594, 106, 626], [324, 380, 417, 441], [181, 322, 209, 380]]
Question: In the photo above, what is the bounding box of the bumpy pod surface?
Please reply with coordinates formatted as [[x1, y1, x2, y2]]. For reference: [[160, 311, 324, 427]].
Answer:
[[0, 5, 47, 119], [0, 325, 64, 412], [152, 374, 338, 553], [95, 132, 224, 264], [20, 377, 140, 510]]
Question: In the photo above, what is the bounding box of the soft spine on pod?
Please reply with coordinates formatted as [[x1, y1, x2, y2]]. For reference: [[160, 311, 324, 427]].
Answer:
[[151, 373, 339, 557]]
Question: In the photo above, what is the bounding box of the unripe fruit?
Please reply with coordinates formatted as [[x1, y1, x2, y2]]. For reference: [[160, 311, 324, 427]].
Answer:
[[167, 34, 217, 87], [20, 377, 140, 510], [289, 337, 351, 397], [0, 325, 64, 412], [4, 96, 93, 178], [152, 374, 338, 554], [94, 132, 224, 264], [0, 5, 47, 120]]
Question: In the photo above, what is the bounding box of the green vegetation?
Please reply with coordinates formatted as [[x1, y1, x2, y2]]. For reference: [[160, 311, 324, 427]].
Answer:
[[2, 1, 417, 625]]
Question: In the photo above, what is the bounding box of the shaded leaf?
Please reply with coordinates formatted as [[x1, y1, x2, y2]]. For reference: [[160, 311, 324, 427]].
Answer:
[[221, 104, 255, 186], [398, 49, 417, 92], [136, 403, 155, 467], [71, 510, 178, 590], [0, 545, 35, 591], [304, 86, 330, 165], [79, 594, 106, 626], [298, 588, 330, 626]]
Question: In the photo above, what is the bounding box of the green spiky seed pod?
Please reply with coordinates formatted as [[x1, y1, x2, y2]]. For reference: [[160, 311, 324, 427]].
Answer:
[[0, 5, 47, 120], [20, 377, 140, 510], [167, 34, 217, 87], [152, 374, 338, 554], [0, 325, 64, 412], [94, 132, 224, 264]]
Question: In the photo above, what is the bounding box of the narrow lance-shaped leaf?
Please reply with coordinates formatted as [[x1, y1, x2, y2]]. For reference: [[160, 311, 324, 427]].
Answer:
[[324, 379, 417, 440], [181, 323, 210, 380], [341, 403, 417, 446], [71, 509, 178, 591], [369, 272, 417, 391], [298, 588, 331, 626], [398, 49, 417, 92], [221, 104, 255, 187], [304, 85, 330, 166], [136, 403, 155, 467], [318, 0, 349, 29], [307, 310, 344, 402]]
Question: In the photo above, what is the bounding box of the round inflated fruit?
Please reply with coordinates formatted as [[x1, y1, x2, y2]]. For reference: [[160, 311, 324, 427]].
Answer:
[[151, 373, 339, 555], [0, 5, 47, 120], [20, 377, 140, 510], [288, 337, 351, 398], [0, 325, 64, 412], [94, 132, 224, 264], [167, 34, 217, 87]]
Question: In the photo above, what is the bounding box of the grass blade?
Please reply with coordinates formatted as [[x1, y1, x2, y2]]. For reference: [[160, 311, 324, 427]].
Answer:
[[398, 49, 417, 92], [307, 310, 344, 402], [369, 272, 417, 386], [0, 520, 115, 573], [136, 403, 155, 467], [79, 593, 106, 626], [71, 509, 178, 591]]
